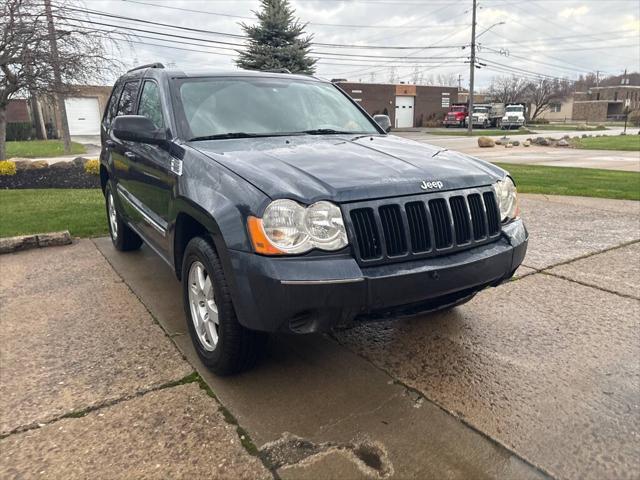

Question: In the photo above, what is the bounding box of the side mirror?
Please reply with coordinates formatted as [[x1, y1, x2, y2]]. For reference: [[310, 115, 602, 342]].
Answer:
[[373, 114, 391, 133], [112, 115, 165, 145]]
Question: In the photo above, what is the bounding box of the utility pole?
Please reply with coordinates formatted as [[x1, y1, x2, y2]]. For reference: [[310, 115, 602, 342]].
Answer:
[[458, 74, 462, 92], [44, 0, 71, 154], [467, 0, 477, 135]]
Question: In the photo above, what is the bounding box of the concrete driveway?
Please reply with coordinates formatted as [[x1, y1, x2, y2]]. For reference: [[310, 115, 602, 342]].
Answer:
[[1, 194, 639, 479], [394, 129, 640, 172]]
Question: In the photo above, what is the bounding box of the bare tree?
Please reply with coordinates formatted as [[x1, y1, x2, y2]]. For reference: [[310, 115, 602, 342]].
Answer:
[[435, 73, 457, 87], [527, 78, 572, 120], [0, 0, 124, 160], [487, 75, 530, 105]]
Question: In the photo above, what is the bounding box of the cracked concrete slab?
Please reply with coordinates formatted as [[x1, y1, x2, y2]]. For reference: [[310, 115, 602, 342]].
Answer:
[[0, 241, 191, 435], [548, 242, 640, 298], [0, 383, 270, 480], [336, 274, 640, 480], [95, 237, 547, 480], [518, 194, 640, 270]]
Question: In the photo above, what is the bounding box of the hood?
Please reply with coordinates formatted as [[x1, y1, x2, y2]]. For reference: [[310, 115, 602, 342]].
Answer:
[[189, 134, 505, 204]]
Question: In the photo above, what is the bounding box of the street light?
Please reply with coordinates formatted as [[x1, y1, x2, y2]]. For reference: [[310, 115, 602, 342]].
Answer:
[[477, 21, 506, 39]]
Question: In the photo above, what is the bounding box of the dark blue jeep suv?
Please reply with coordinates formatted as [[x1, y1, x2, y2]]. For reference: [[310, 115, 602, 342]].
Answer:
[[100, 64, 527, 374]]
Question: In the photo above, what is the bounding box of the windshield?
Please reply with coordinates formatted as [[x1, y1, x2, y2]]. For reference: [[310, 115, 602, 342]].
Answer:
[[506, 106, 523, 112], [451, 106, 465, 112], [473, 107, 488, 113], [175, 77, 379, 140]]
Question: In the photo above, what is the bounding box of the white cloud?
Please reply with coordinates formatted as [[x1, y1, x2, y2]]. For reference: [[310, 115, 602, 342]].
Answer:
[[559, 5, 590, 19]]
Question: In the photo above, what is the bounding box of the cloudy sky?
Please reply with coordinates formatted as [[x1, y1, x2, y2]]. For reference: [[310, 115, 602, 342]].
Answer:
[[72, 0, 640, 89]]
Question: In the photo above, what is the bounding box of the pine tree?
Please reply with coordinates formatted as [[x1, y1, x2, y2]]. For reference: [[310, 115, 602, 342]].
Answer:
[[236, 0, 316, 74]]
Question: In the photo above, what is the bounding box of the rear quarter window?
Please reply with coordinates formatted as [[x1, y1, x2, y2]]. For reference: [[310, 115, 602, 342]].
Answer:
[[116, 80, 140, 116]]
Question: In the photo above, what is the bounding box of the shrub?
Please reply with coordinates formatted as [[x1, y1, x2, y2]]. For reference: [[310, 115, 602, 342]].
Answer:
[[6, 122, 33, 141], [0, 161, 17, 176], [628, 109, 640, 127], [84, 159, 100, 175], [528, 118, 549, 124]]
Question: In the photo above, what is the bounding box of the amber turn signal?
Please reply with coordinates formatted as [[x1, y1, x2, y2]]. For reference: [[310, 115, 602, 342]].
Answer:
[[247, 216, 285, 255]]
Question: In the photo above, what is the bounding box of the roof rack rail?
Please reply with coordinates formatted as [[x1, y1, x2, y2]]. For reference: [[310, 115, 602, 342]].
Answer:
[[263, 68, 292, 74], [127, 62, 165, 73]]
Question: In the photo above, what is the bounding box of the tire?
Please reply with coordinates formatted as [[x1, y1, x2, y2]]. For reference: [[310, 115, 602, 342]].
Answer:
[[104, 183, 142, 251], [182, 236, 266, 375]]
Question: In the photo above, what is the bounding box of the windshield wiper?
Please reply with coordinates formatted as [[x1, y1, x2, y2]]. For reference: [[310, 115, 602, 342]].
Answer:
[[298, 128, 357, 135], [189, 132, 295, 141]]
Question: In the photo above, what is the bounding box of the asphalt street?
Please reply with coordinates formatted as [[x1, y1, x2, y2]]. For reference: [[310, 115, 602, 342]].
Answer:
[[394, 128, 640, 172]]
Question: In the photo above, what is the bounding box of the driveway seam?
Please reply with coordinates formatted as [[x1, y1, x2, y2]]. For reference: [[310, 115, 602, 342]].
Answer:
[[0, 372, 197, 439], [521, 238, 640, 273], [539, 271, 640, 300], [327, 333, 556, 480]]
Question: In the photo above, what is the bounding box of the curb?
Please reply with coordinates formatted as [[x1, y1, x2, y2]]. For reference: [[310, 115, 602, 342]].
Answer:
[[0, 231, 72, 254]]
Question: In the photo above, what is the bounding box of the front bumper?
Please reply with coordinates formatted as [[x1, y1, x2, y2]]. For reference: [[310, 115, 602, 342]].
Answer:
[[502, 120, 525, 128], [228, 219, 528, 333], [443, 118, 463, 125]]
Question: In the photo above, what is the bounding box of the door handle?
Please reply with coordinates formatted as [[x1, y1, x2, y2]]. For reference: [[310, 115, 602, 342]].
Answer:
[[124, 152, 137, 160], [105, 140, 116, 149]]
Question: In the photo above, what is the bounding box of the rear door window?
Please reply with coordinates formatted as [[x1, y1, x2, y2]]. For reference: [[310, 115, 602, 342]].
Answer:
[[116, 80, 140, 116], [104, 82, 123, 126]]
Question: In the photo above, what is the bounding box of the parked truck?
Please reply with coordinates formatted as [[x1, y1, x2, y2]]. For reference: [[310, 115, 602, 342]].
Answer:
[[465, 103, 505, 128], [443, 104, 468, 128], [501, 104, 527, 129]]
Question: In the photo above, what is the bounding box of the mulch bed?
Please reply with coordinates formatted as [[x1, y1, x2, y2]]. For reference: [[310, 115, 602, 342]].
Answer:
[[0, 166, 100, 189]]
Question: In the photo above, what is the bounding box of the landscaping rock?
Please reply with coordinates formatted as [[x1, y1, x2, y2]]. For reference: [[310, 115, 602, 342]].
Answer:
[[557, 139, 569, 147], [582, 134, 588, 138], [0, 231, 72, 254], [563, 135, 570, 140], [495, 139, 502, 145], [50, 161, 74, 169], [512, 140, 520, 146], [37, 231, 72, 248], [0, 235, 38, 254], [477, 136, 495, 148], [523, 140, 531, 147], [28, 160, 49, 170], [505, 143, 513, 148], [12, 160, 32, 171], [72, 156, 90, 168], [533, 137, 549, 146]]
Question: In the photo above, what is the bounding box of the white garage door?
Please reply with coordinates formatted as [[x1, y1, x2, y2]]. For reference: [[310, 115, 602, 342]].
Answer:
[[64, 97, 101, 136], [395, 96, 414, 128]]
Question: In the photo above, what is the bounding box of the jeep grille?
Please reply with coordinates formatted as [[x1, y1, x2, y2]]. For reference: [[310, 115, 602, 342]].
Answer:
[[345, 188, 501, 266]]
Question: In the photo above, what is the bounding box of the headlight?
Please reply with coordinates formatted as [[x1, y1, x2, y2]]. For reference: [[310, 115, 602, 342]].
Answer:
[[493, 177, 518, 222], [248, 199, 348, 255]]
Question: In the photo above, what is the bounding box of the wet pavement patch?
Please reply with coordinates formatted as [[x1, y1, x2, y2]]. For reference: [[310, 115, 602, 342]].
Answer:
[[335, 273, 640, 480], [260, 432, 393, 478]]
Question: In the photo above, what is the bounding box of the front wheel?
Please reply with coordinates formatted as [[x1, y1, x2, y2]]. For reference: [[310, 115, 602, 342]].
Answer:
[[182, 236, 266, 375], [104, 183, 142, 251]]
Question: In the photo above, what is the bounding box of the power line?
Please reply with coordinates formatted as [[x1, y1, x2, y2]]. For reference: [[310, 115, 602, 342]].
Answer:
[[120, 0, 468, 29], [55, 5, 468, 50]]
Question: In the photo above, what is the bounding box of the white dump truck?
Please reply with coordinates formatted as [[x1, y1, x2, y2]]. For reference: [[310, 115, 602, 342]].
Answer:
[[501, 104, 527, 129], [465, 103, 505, 128]]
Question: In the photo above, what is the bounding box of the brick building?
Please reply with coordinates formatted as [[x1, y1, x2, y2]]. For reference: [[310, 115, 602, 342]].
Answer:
[[573, 85, 640, 122], [336, 82, 459, 128]]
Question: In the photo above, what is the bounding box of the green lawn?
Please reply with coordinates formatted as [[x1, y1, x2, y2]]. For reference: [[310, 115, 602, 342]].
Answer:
[[570, 135, 640, 151], [496, 163, 640, 201], [6, 140, 86, 158], [0, 189, 107, 238], [433, 128, 533, 136]]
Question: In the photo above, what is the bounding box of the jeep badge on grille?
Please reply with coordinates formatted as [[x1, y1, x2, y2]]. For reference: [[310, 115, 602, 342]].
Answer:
[[420, 180, 444, 190]]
